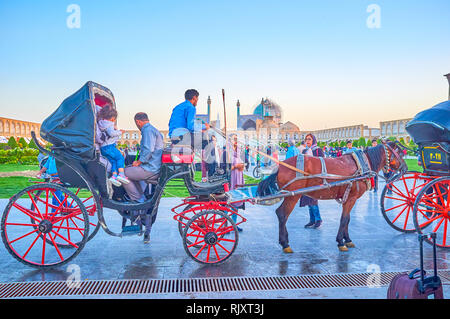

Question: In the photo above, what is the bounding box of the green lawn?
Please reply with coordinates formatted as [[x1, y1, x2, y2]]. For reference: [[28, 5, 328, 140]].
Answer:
[[405, 158, 423, 172], [0, 164, 39, 172]]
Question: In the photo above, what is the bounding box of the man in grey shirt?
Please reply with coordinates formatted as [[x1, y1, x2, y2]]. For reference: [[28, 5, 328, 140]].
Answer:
[[123, 112, 164, 244], [123, 112, 164, 203]]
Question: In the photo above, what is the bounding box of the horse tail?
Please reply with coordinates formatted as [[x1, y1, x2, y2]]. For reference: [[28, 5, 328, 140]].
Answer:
[[256, 171, 280, 197]]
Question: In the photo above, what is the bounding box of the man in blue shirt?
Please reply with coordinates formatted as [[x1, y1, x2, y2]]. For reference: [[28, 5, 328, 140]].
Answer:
[[168, 89, 209, 149]]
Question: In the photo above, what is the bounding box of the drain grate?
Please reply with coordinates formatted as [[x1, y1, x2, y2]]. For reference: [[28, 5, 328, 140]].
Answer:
[[1, 271, 449, 298]]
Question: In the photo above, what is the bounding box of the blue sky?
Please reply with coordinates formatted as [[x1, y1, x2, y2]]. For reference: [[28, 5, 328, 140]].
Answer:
[[0, 0, 449, 131]]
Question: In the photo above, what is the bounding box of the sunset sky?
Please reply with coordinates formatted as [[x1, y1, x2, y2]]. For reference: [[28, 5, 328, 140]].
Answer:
[[0, 0, 449, 131]]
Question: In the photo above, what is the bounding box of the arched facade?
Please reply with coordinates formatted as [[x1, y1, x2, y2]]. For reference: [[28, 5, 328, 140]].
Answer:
[[0, 117, 42, 143], [117, 129, 170, 148]]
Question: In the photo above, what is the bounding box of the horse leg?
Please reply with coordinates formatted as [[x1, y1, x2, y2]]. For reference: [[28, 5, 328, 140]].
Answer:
[[336, 196, 357, 251], [275, 196, 300, 253], [343, 198, 358, 249]]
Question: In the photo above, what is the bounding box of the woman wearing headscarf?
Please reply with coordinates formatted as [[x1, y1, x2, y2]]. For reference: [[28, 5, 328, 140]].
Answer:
[[299, 133, 324, 229]]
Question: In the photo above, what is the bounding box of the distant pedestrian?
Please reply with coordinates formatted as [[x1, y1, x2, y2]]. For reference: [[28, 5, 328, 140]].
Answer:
[[371, 139, 379, 192], [298, 140, 306, 154], [244, 145, 250, 171], [285, 139, 300, 159], [344, 140, 357, 154]]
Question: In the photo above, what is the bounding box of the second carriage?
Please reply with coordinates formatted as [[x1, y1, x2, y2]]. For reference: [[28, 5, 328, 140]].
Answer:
[[380, 100, 450, 248]]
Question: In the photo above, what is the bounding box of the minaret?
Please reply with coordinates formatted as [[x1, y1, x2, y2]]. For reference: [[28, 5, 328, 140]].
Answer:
[[261, 98, 265, 117], [216, 112, 221, 131], [207, 95, 211, 123], [236, 99, 240, 129]]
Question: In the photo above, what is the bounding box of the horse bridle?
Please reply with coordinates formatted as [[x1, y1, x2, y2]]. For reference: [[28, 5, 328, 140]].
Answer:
[[381, 140, 408, 183]]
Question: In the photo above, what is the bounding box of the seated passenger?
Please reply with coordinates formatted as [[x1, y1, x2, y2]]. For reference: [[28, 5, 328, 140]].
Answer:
[[123, 112, 163, 203], [96, 105, 130, 186], [168, 89, 210, 149], [123, 112, 164, 244]]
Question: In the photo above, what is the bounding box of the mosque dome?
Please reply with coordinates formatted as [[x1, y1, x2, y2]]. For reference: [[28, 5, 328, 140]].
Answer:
[[252, 98, 283, 121]]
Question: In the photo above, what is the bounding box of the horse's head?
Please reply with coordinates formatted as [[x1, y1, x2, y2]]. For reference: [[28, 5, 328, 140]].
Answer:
[[381, 140, 408, 183]]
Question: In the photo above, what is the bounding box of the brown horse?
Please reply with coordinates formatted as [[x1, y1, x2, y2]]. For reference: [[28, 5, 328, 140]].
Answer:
[[256, 141, 406, 253]]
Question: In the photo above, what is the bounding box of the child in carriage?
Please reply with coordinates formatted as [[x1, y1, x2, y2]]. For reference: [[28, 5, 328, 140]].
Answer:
[[96, 105, 130, 187]]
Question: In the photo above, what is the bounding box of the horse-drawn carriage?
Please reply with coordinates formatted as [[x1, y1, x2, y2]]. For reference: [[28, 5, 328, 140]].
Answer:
[[0, 82, 247, 268], [380, 101, 450, 248]]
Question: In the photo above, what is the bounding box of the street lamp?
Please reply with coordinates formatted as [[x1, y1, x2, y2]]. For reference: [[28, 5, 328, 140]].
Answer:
[[445, 73, 450, 100]]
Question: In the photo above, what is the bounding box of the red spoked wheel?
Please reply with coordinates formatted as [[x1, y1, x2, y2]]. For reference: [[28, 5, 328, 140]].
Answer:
[[413, 177, 450, 248], [177, 204, 229, 248], [77, 189, 100, 242], [1, 183, 89, 268], [177, 204, 199, 239], [380, 172, 433, 233], [183, 210, 238, 265], [29, 187, 100, 247]]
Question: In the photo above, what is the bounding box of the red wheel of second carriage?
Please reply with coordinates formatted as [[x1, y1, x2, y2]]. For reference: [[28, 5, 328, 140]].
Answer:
[[380, 172, 432, 233], [182, 210, 238, 264], [1, 183, 89, 268], [413, 177, 450, 249]]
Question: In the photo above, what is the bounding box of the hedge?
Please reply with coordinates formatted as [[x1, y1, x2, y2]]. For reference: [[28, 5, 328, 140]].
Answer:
[[0, 143, 11, 150], [20, 156, 39, 165], [0, 148, 39, 164]]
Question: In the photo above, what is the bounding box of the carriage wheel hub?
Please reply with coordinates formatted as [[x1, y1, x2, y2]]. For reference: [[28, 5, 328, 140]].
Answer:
[[38, 219, 53, 234], [204, 232, 218, 245]]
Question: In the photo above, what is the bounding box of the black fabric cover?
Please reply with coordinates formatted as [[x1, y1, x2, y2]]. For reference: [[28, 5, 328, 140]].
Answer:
[[40, 81, 113, 161], [406, 101, 450, 144]]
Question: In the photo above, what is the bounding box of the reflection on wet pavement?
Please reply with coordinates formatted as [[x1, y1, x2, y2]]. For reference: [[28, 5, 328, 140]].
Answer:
[[1, 179, 449, 284]]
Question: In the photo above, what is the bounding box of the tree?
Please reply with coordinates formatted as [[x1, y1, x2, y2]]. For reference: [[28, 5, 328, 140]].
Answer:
[[18, 137, 28, 148], [279, 142, 288, 149], [339, 140, 346, 147], [28, 138, 38, 150], [7, 136, 18, 149], [366, 139, 373, 147], [358, 137, 366, 148], [406, 140, 418, 156]]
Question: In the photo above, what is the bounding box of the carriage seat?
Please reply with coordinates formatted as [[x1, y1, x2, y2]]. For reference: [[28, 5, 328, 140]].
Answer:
[[162, 145, 194, 164], [188, 179, 227, 196]]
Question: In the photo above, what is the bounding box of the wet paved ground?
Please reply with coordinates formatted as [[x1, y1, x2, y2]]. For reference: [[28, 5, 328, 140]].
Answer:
[[1, 179, 449, 298]]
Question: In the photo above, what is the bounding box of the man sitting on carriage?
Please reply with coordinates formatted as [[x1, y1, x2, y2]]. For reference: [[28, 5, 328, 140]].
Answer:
[[121, 112, 164, 244], [168, 89, 210, 149], [122, 112, 164, 203]]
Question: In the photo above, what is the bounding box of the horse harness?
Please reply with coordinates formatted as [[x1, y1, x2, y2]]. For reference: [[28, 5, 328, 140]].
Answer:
[[281, 150, 376, 205]]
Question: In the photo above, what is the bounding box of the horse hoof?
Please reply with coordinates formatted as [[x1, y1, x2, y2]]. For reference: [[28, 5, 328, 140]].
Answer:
[[345, 242, 355, 248], [338, 245, 349, 252], [283, 247, 293, 253]]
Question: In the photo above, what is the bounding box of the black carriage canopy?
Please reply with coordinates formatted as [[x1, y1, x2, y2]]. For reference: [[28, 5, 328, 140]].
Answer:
[[40, 81, 116, 161], [406, 100, 450, 145]]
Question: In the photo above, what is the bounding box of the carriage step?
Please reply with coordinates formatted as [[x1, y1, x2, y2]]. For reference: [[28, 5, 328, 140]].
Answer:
[[121, 225, 142, 236]]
